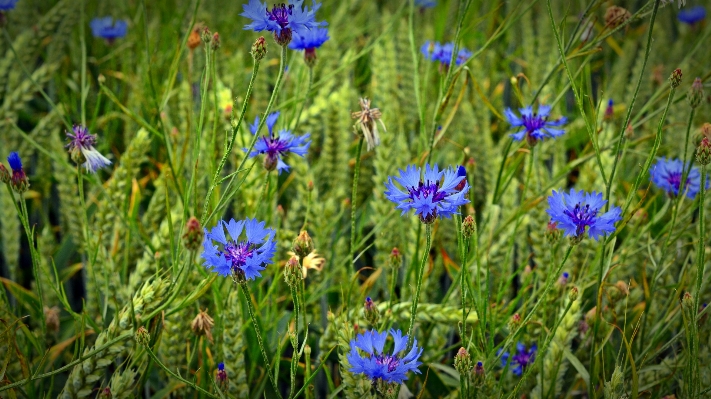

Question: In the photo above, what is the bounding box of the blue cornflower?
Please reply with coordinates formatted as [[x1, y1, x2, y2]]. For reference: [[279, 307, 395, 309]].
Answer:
[[245, 111, 310, 174], [201, 218, 276, 281], [678, 6, 706, 25], [0, 0, 18, 11], [384, 164, 470, 224], [415, 0, 437, 8], [499, 342, 537, 376], [289, 27, 329, 66], [347, 329, 423, 384], [90, 17, 128, 41], [505, 105, 568, 146], [66, 125, 112, 173], [547, 189, 622, 242], [6, 152, 29, 193], [650, 157, 707, 199], [421, 41, 471, 67], [241, 0, 325, 46]]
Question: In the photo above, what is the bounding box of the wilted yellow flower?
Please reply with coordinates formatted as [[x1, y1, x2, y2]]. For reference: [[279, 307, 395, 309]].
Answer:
[[351, 98, 386, 151]]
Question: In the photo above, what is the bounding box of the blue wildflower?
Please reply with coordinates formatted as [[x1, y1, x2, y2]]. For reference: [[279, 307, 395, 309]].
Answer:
[[678, 6, 706, 25], [347, 329, 423, 384], [546, 189, 622, 242], [201, 218, 277, 281], [499, 342, 537, 376], [241, 0, 325, 46], [384, 164, 470, 224], [216, 362, 228, 387], [245, 111, 311, 173], [90, 17, 128, 41], [0, 0, 18, 11], [66, 125, 112, 173], [6, 152, 29, 193], [289, 27, 329, 66], [505, 105, 568, 146], [650, 157, 707, 199], [415, 0, 437, 8], [421, 41, 471, 67]]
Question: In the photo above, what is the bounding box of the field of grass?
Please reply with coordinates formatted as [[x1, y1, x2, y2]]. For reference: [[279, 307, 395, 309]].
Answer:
[[0, 0, 710, 398]]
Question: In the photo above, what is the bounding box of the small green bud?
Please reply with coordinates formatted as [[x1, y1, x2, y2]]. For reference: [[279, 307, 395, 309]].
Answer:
[[182, 216, 203, 251], [688, 77, 704, 109], [569, 286, 579, 302], [284, 256, 303, 287], [682, 292, 694, 309], [670, 68, 683, 89], [696, 136, 711, 166], [292, 230, 314, 258], [462, 215, 476, 238], [388, 247, 402, 270], [508, 313, 522, 331], [210, 32, 221, 50], [251, 36, 267, 61], [200, 27, 212, 44], [0, 164, 9, 184], [364, 297, 380, 325], [545, 220, 562, 245], [454, 347, 473, 376], [98, 387, 112, 399], [134, 326, 150, 347]]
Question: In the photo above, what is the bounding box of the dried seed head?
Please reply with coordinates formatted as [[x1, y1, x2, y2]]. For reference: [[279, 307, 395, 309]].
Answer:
[[352, 98, 385, 151], [605, 6, 631, 29], [670, 68, 683, 89], [44, 306, 60, 334], [614, 280, 630, 296], [190, 309, 215, 343], [292, 230, 314, 258], [187, 25, 202, 50]]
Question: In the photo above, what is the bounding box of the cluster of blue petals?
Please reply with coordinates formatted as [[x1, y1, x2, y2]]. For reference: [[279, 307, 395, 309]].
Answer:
[[415, 0, 437, 8], [90, 17, 128, 40], [0, 0, 18, 11], [7, 151, 22, 172], [678, 6, 706, 25], [289, 27, 329, 50], [547, 189, 621, 241], [650, 157, 707, 199], [505, 105, 567, 143], [347, 329, 423, 384], [499, 342, 537, 376], [384, 164, 470, 222], [201, 218, 276, 281], [246, 111, 311, 174], [241, 0, 325, 36], [66, 125, 112, 173], [421, 41, 472, 67]]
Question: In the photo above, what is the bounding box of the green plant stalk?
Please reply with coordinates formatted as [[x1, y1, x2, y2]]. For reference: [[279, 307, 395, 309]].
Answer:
[[292, 66, 314, 133], [145, 346, 218, 398], [406, 223, 433, 349], [692, 165, 707, 397], [80, 0, 87, 127], [240, 282, 283, 399], [203, 58, 261, 224], [289, 284, 301, 399], [349, 137, 365, 266]]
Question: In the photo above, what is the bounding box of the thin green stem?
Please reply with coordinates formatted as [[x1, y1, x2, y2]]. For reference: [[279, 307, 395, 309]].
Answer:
[[145, 346, 219, 398], [349, 137, 365, 265], [292, 66, 314, 133], [406, 223, 433, 349], [692, 165, 707, 397]]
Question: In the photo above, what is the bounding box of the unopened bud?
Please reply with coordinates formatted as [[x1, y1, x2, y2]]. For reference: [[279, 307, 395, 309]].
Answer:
[[545, 220, 561, 244], [697, 136, 711, 165], [293, 230, 314, 257], [98, 387, 112, 399], [558, 272, 570, 286], [625, 122, 634, 138], [688, 78, 704, 109], [0, 164, 9, 184], [462, 215, 476, 238], [284, 256, 303, 287], [389, 248, 402, 270], [682, 292, 694, 309], [569, 286, 579, 302], [216, 362, 228, 389], [508, 313, 522, 331], [44, 306, 60, 334], [182, 216, 203, 251], [670, 68, 683, 89], [454, 347, 473, 376], [604, 99, 614, 121], [190, 309, 215, 343], [201, 27, 212, 44], [251, 36, 267, 61], [305, 344, 311, 357], [304, 48, 317, 67], [364, 297, 380, 325], [211, 32, 221, 50], [135, 326, 150, 346]]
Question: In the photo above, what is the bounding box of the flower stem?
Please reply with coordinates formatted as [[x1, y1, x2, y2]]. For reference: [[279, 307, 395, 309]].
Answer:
[[692, 164, 707, 396], [292, 66, 314, 133], [240, 282, 283, 399], [406, 223, 433, 349], [349, 137, 365, 266]]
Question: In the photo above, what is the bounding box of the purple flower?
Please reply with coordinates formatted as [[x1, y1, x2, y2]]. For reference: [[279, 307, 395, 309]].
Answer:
[[289, 27, 329, 65], [678, 6, 706, 25], [499, 342, 537, 376], [505, 105, 568, 145], [347, 329, 422, 384], [384, 164, 470, 224], [415, 0, 437, 8], [546, 189, 622, 241], [0, 0, 18, 11], [201, 218, 276, 281], [421, 41, 471, 67], [66, 125, 112, 173], [650, 157, 707, 199], [245, 112, 310, 174], [241, 0, 325, 45], [7, 152, 28, 191], [90, 17, 128, 41]]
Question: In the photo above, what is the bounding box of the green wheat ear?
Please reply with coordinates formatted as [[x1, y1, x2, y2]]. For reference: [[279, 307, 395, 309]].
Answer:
[[222, 289, 249, 398]]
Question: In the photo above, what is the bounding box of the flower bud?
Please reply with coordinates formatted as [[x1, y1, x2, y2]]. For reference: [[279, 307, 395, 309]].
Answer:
[[284, 256, 303, 287], [688, 77, 704, 109], [604, 99, 614, 121], [7, 152, 29, 193], [98, 387, 112, 399], [545, 220, 561, 245], [670, 68, 683, 89], [190, 309, 215, 343], [462, 215, 476, 238], [558, 272, 569, 286], [307, 180, 314, 192], [604, 6, 631, 29], [454, 347, 473, 376], [200, 27, 212, 44], [364, 297, 380, 325], [182, 216, 203, 251], [251, 36, 267, 60], [696, 136, 711, 165], [44, 306, 60, 334], [0, 163, 9, 184], [388, 247, 402, 270], [569, 286, 579, 302], [508, 313, 522, 331], [682, 292, 694, 309], [614, 281, 629, 296], [135, 326, 150, 346], [210, 32, 221, 50], [304, 48, 317, 68], [292, 230, 314, 258], [625, 122, 634, 139], [216, 362, 228, 390]]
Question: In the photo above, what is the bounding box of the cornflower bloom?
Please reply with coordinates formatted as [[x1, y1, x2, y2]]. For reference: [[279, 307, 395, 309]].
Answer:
[[421, 41, 471, 67], [499, 342, 537, 376], [241, 0, 325, 46], [201, 218, 276, 281], [347, 329, 423, 384], [216, 362, 228, 389], [650, 157, 707, 199], [415, 0, 437, 8], [546, 189, 622, 242], [6, 152, 29, 193], [246, 112, 311, 173], [385, 164, 470, 224], [352, 98, 386, 151], [0, 0, 18, 11], [289, 27, 329, 66], [678, 6, 706, 24], [66, 125, 112, 173], [505, 105, 568, 146], [90, 17, 128, 42]]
